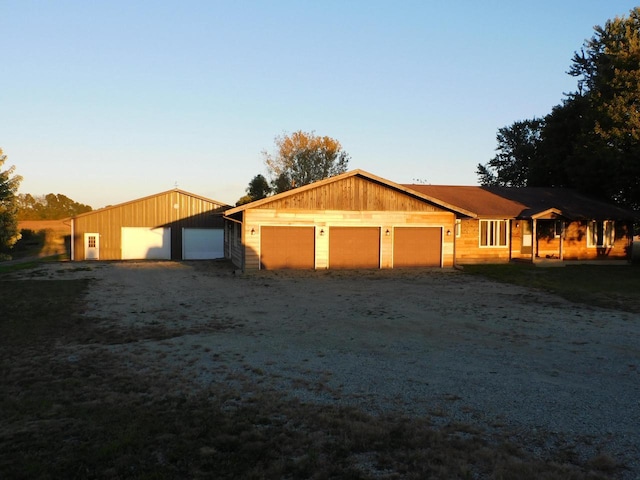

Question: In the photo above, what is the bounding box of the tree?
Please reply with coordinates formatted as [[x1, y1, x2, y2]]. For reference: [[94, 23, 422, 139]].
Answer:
[[0, 148, 23, 256], [263, 131, 350, 194], [567, 7, 640, 207], [247, 174, 271, 200], [478, 7, 640, 208], [476, 119, 543, 187], [235, 174, 272, 206]]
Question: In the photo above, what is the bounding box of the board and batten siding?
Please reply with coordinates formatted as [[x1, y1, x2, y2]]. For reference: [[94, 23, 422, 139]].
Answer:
[[72, 190, 227, 260], [240, 209, 455, 270], [258, 176, 443, 212]]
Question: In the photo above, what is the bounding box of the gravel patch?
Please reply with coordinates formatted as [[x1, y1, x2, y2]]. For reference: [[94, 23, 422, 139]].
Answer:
[[29, 260, 640, 478]]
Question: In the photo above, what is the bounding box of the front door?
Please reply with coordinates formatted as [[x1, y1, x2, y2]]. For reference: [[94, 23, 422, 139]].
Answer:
[[84, 233, 99, 260]]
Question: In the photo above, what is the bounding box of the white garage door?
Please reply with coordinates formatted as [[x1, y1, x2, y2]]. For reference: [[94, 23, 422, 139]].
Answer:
[[183, 228, 224, 259], [121, 227, 171, 260]]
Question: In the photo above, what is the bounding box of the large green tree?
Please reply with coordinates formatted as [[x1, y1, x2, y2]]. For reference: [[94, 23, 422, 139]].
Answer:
[[0, 148, 23, 256], [476, 119, 543, 187], [235, 174, 271, 206], [478, 7, 640, 208], [263, 131, 350, 194]]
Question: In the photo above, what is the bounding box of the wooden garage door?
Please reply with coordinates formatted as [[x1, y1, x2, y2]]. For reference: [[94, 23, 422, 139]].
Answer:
[[260, 226, 315, 269], [329, 227, 380, 269], [393, 227, 442, 267]]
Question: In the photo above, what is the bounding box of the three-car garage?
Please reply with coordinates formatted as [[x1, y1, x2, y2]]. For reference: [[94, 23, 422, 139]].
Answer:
[[225, 170, 459, 271]]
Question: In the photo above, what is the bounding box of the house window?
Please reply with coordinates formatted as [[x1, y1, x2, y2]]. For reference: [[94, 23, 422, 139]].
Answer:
[[554, 221, 563, 238], [455, 219, 461, 238], [587, 220, 614, 248], [479, 220, 508, 247]]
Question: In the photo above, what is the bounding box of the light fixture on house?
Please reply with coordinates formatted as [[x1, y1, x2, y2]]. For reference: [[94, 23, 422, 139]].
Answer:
[[319, 228, 325, 236], [446, 229, 451, 236], [250, 228, 255, 236], [385, 229, 390, 236]]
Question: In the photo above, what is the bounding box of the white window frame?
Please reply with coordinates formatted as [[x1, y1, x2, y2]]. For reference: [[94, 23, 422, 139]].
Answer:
[[455, 219, 461, 238], [479, 219, 509, 248], [587, 220, 615, 248]]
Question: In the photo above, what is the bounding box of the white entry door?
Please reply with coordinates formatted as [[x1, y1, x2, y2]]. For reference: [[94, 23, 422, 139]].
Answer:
[[84, 233, 99, 260]]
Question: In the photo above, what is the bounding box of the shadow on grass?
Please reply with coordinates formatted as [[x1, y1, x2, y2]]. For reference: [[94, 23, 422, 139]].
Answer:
[[463, 263, 640, 313]]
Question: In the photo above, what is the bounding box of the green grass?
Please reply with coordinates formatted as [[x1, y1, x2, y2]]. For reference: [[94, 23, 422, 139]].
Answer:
[[463, 263, 640, 312], [0, 276, 622, 479]]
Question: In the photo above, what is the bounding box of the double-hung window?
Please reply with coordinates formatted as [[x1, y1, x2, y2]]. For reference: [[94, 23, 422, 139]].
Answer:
[[587, 220, 615, 248], [479, 220, 508, 247]]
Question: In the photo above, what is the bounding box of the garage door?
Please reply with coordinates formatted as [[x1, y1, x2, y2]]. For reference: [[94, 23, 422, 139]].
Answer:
[[393, 227, 442, 267], [260, 226, 315, 269], [329, 227, 380, 269], [121, 227, 171, 260], [183, 228, 224, 259]]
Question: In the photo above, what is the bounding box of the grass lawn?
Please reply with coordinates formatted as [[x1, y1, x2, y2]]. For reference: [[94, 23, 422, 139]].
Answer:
[[463, 263, 640, 313], [0, 267, 622, 479]]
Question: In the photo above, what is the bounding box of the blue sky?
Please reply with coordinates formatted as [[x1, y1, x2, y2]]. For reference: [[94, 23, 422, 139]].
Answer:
[[2, 1, 638, 208]]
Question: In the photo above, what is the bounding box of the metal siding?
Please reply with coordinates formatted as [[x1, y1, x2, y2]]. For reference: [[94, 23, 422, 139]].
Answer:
[[72, 190, 228, 260]]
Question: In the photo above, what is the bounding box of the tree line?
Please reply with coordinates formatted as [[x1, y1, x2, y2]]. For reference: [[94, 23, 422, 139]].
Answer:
[[16, 193, 92, 220], [478, 7, 640, 210], [0, 147, 93, 258]]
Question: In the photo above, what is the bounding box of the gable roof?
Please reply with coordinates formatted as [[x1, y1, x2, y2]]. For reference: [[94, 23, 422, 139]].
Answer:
[[224, 169, 476, 217], [404, 185, 637, 220], [71, 189, 230, 220]]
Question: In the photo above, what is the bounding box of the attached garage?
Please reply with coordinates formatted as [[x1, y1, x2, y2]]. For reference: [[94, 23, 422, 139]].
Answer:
[[224, 170, 466, 271], [71, 189, 229, 261], [329, 227, 380, 269], [260, 226, 315, 269], [393, 227, 442, 267], [182, 228, 224, 259]]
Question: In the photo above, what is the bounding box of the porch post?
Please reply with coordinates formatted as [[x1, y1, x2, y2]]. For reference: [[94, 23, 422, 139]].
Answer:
[[532, 219, 537, 263]]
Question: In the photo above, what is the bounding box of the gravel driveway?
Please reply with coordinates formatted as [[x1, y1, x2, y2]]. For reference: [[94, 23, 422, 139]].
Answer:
[[37, 261, 640, 477]]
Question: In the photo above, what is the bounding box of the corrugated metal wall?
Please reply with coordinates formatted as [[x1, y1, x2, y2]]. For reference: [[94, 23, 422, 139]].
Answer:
[[72, 190, 228, 260]]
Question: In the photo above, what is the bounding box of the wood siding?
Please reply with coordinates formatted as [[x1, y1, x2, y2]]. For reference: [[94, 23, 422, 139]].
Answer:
[[455, 218, 512, 264], [72, 190, 227, 260], [456, 218, 632, 263], [236, 209, 455, 271], [561, 220, 631, 260], [257, 176, 443, 212]]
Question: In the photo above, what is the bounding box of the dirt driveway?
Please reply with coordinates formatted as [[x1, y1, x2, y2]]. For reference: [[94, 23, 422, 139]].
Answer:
[[29, 260, 640, 476]]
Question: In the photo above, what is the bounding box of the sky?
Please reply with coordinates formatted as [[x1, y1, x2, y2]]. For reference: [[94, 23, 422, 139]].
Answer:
[[2, 1, 639, 209]]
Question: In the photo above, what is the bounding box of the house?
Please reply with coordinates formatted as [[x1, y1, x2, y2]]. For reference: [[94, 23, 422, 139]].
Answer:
[[70, 189, 229, 261], [223, 169, 472, 271], [405, 184, 636, 264]]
